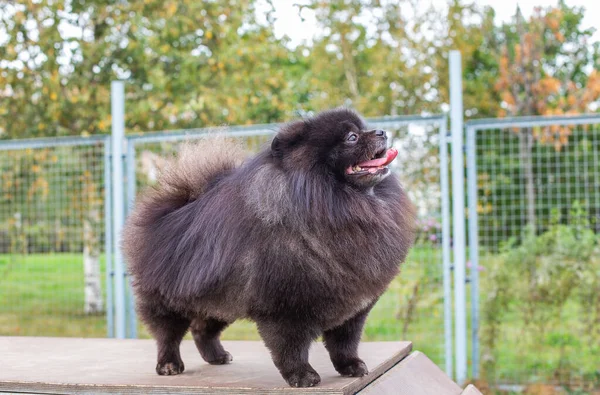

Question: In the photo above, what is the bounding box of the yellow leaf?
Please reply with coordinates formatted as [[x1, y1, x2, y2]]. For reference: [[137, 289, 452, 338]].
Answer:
[[50, 92, 57, 101], [166, 3, 177, 17], [554, 141, 562, 152], [559, 135, 568, 145]]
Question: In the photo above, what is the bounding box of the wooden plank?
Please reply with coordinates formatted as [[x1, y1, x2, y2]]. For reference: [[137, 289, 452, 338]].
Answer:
[[461, 384, 483, 395], [358, 351, 462, 395], [0, 337, 411, 395]]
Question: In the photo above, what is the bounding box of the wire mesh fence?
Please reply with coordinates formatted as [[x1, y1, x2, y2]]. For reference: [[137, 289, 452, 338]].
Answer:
[[4, 104, 600, 391], [0, 137, 110, 337], [125, 115, 450, 371], [468, 117, 600, 390]]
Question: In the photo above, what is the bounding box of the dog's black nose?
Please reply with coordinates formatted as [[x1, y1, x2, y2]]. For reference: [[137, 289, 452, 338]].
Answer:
[[375, 129, 387, 138]]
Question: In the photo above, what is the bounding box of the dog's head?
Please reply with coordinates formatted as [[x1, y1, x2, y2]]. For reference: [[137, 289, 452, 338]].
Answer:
[[271, 108, 397, 189]]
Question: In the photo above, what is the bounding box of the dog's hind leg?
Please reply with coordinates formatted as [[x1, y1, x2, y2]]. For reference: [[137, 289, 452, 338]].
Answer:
[[139, 303, 190, 375], [191, 317, 233, 365]]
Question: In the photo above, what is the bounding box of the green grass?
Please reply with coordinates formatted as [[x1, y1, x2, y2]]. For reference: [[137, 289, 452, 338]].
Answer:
[[0, 253, 107, 337], [471, 254, 600, 392]]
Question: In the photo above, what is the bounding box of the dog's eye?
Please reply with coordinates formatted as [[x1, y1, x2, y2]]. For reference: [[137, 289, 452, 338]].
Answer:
[[347, 133, 358, 142]]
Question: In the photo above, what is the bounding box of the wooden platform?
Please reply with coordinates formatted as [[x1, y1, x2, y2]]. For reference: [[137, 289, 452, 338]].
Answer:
[[0, 337, 412, 394], [0, 337, 482, 394]]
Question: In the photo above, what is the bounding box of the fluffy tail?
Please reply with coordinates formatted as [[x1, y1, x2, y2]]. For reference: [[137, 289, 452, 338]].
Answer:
[[159, 137, 245, 202], [122, 136, 245, 291], [131, 136, 246, 223]]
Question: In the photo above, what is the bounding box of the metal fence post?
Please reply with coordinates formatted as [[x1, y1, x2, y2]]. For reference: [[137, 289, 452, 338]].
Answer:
[[450, 50, 467, 384], [125, 141, 137, 338], [103, 138, 114, 338], [466, 125, 480, 378], [439, 118, 454, 378], [111, 81, 127, 339], [125, 142, 136, 217]]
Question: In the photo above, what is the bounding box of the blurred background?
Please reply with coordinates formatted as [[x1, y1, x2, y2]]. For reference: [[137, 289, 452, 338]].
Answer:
[[0, 1, 599, 394]]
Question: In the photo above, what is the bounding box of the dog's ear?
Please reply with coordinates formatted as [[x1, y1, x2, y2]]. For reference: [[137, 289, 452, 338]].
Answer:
[[271, 120, 307, 158]]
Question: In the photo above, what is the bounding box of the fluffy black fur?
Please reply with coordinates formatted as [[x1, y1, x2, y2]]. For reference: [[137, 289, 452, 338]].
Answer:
[[122, 108, 417, 387]]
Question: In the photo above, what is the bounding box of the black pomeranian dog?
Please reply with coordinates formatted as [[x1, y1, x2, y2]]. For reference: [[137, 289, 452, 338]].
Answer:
[[122, 108, 416, 388]]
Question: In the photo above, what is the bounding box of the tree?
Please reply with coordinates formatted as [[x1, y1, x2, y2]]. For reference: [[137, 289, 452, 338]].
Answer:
[[433, 0, 502, 119], [0, 0, 299, 315], [494, 2, 600, 233], [299, 0, 447, 116]]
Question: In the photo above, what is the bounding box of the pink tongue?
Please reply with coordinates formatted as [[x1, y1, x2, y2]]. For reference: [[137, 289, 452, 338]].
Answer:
[[356, 148, 398, 168]]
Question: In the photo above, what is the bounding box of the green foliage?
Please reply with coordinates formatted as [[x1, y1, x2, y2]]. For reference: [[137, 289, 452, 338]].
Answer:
[[0, 0, 597, 140], [0, 0, 302, 139], [481, 202, 600, 385]]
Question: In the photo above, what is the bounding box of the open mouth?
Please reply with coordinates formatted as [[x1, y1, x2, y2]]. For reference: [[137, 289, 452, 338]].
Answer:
[[346, 148, 398, 176]]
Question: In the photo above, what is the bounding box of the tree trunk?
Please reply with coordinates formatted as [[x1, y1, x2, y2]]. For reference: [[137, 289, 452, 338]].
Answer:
[[340, 34, 360, 102], [519, 129, 536, 235], [397, 280, 421, 338], [83, 211, 103, 314], [10, 212, 27, 255]]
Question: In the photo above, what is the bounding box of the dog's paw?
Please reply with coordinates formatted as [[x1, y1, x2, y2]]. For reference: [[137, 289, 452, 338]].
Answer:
[[284, 368, 321, 388], [156, 360, 185, 375], [206, 351, 233, 365], [335, 358, 368, 377]]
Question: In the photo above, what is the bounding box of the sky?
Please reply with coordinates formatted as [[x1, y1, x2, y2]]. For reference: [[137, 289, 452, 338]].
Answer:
[[258, 0, 599, 47]]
